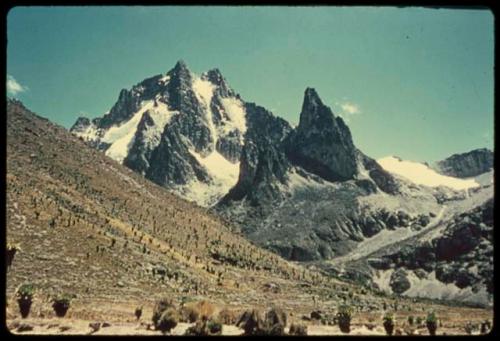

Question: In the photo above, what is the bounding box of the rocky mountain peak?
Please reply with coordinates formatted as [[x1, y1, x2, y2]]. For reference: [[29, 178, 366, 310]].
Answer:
[[297, 87, 340, 136], [205, 68, 224, 84], [173, 59, 189, 72], [286, 88, 358, 182], [301, 87, 325, 113]]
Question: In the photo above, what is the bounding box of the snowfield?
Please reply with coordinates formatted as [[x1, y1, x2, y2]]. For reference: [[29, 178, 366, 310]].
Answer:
[[377, 156, 480, 190]]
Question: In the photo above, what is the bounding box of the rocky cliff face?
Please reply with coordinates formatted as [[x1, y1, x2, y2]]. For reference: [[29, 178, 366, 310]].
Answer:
[[435, 148, 493, 178], [284, 88, 358, 182], [220, 102, 292, 206]]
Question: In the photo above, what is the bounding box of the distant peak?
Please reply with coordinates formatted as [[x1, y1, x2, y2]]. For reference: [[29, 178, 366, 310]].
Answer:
[[173, 59, 189, 72], [205, 68, 226, 85], [302, 87, 325, 113]]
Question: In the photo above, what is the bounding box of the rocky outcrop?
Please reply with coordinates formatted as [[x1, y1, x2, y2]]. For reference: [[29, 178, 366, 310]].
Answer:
[[376, 199, 493, 297], [435, 148, 493, 178], [389, 268, 411, 294], [284, 88, 358, 182], [220, 103, 292, 206]]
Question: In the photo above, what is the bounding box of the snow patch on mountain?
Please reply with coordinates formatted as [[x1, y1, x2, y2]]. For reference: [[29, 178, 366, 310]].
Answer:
[[103, 101, 154, 163], [186, 148, 240, 207], [142, 102, 177, 151], [220, 97, 247, 134], [377, 156, 480, 190], [192, 76, 217, 145]]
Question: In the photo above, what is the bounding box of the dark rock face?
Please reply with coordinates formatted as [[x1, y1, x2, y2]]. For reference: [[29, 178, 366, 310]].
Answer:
[[71, 117, 91, 131], [359, 153, 400, 195], [145, 118, 211, 187], [220, 103, 292, 206], [389, 268, 411, 294], [285, 88, 358, 182], [435, 148, 493, 178]]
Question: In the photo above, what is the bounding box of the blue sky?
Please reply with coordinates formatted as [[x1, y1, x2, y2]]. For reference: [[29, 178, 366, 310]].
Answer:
[[7, 6, 494, 162]]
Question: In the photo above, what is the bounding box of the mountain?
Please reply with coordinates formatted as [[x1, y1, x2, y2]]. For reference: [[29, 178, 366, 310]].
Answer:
[[69, 61, 493, 306], [434, 148, 493, 178], [71, 61, 247, 207]]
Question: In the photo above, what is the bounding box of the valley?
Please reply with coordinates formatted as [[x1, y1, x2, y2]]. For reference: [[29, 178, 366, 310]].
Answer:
[[6, 62, 494, 335]]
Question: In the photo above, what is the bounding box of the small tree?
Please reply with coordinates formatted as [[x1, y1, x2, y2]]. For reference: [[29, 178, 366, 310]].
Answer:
[[383, 313, 395, 336], [337, 304, 352, 334], [16, 283, 35, 318], [426, 312, 438, 336], [52, 293, 73, 317], [152, 298, 174, 328], [135, 306, 143, 321], [6, 243, 21, 270], [157, 308, 178, 334], [407, 315, 414, 326]]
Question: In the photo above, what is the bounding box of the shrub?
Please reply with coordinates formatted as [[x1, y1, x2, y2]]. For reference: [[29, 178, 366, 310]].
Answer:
[[135, 306, 142, 321], [157, 308, 178, 334], [480, 320, 491, 334], [337, 304, 352, 334], [16, 283, 35, 318], [464, 321, 474, 335], [196, 300, 216, 321], [288, 323, 308, 335], [6, 243, 21, 269], [180, 300, 215, 323], [383, 313, 395, 336], [264, 308, 287, 335], [184, 318, 222, 336], [407, 315, 414, 326], [207, 319, 223, 335], [152, 298, 174, 328], [416, 316, 423, 326], [52, 293, 73, 317], [180, 305, 199, 323], [426, 312, 438, 336], [218, 307, 239, 325], [236, 309, 265, 335]]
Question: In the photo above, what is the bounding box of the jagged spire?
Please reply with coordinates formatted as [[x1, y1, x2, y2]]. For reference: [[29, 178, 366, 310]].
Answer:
[[301, 87, 324, 113], [173, 59, 189, 72], [298, 87, 335, 132]]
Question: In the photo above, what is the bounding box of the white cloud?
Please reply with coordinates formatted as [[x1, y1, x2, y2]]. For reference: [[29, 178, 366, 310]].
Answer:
[[7, 75, 28, 96], [333, 100, 362, 123], [340, 102, 361, 115]]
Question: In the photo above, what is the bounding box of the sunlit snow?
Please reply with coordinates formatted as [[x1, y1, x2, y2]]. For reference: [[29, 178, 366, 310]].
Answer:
[[184, 149, 240, 207], [377, 156, 480, 190], [142, 102, 177, 151], [102, 101, 154, 163], [192, 76, 217, 146], [220, 97, 247, 134]]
